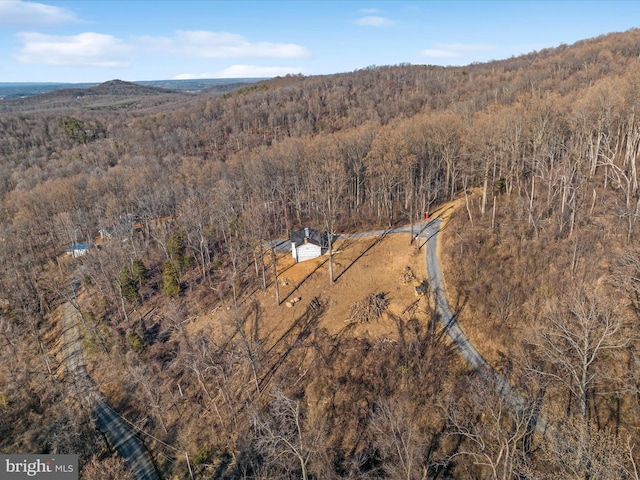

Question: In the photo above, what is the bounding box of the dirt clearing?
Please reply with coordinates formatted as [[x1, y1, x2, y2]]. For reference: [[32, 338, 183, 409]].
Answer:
[[253, 231, 430, 340], [190, 194, 472, 347]]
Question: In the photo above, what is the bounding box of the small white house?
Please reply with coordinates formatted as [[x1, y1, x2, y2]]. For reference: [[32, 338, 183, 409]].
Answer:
[[291, 227, 328, 263], [65, 243, 90, 258]]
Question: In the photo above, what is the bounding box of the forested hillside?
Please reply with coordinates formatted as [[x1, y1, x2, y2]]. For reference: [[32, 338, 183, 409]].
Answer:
[[2, 28, 640, 479]]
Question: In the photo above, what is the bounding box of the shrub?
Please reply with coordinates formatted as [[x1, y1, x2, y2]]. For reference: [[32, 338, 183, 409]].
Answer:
[[126, 331, 145, 353]]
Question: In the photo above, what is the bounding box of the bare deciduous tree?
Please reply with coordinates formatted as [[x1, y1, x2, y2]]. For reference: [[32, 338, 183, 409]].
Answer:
[[529, 287, 628, 476], [371, 397, 431, 480], [253, 389, 321, 480], [446, 371, 536, 480]]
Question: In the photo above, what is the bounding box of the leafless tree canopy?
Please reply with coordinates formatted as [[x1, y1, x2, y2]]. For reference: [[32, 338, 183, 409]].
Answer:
[[3, 28, 640, 479]]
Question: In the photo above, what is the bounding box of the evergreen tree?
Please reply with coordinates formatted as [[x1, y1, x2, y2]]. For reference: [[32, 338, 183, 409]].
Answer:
[[161, 261, 181, 298], [117, 266, 138, 304], [131, 259, 149, 288]]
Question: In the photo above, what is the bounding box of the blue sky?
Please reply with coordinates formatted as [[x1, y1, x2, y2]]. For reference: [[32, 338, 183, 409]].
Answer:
[[0, 0, 637, 83]]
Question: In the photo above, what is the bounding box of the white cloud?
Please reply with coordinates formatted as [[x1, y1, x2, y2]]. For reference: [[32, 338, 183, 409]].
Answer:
[[421, 48, 462, 59], [11, 27, 309, 72], [359, 8, 381, 14], [0, 0, 80, 27], [355, 16, 395, 27], [138, 30, 311, 58], [172, 73, 212, 80], [420, 43, 496, 59], [174, 65, 306, 79], [14, 32, 131, 67]]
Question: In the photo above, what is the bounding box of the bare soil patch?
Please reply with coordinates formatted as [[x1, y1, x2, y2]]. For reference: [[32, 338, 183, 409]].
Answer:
[[261, 231, 431, 340], [256, 194, 477, 343], [194, 230, 431, 342]]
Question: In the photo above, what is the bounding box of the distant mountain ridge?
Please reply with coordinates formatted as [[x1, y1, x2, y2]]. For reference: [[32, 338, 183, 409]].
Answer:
[[25, 79, 179, 102], [0, 79, 184, 113], [85, 79, 177, 95], [0, 77, 265, 113], [0, 77, 264, 100]]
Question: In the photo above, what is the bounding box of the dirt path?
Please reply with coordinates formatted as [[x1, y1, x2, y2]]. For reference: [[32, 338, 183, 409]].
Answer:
[[60, 302, 98, 405], [60, 301, 160, 480]]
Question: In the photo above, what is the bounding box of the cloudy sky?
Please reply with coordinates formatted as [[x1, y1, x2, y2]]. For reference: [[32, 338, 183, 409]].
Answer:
[[0, 0, 637, 83]]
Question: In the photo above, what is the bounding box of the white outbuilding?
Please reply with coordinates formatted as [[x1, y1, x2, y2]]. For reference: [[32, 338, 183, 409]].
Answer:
[[290, 227, 328, 263]]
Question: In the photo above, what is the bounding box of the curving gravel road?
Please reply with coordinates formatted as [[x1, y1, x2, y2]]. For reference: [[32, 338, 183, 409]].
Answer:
[[93, 399, 161, 480], [423, 219, 488, 369], [61, 301, 160, 480], [422, 219, 547, 435]]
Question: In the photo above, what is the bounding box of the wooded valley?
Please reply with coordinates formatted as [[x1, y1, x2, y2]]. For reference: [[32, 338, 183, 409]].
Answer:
[[2, 28, 640, 479]]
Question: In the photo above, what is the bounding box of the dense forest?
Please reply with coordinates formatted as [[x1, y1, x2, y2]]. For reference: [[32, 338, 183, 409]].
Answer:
[[3, 28, 640, 479]]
